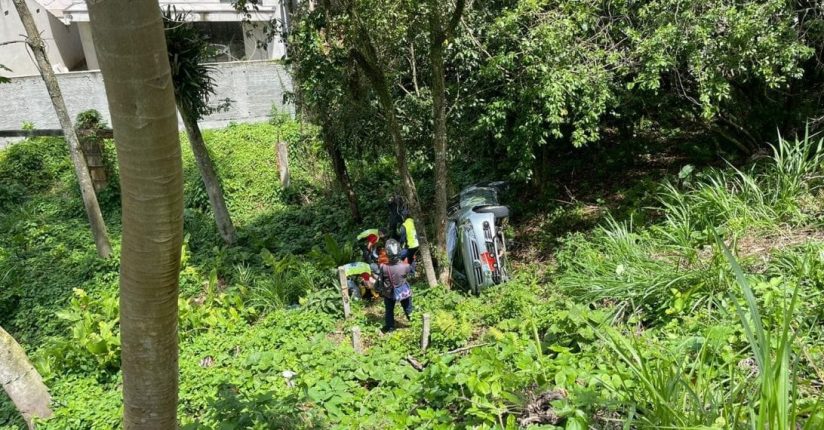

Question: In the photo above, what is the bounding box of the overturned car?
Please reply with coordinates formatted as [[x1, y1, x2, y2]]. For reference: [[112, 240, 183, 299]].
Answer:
[[446, 182, 511, 293]]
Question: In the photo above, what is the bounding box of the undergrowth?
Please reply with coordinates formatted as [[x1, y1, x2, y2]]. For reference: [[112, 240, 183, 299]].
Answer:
[[1, 124, 823, 429]]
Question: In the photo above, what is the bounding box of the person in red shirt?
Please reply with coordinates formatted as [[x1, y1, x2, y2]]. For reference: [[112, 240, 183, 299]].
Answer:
[[357, 228, 386, 264]]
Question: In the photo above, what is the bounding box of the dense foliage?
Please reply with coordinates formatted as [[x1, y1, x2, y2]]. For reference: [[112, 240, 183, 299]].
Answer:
[[3, 2, 824, 427], [162, 6, 231, 122], [286, 0, 824, 188], [1, 119, 822, 428]]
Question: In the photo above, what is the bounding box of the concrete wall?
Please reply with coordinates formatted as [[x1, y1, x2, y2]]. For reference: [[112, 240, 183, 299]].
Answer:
[[0, 60, 293, 134], [0, 0, 84, 76]]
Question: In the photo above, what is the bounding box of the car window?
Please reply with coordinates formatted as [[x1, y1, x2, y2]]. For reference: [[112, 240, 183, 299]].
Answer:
[[460, 187, 498, 208]]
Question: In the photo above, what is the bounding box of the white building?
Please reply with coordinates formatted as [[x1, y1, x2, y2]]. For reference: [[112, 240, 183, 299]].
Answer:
[[1, 0, 289, 77]]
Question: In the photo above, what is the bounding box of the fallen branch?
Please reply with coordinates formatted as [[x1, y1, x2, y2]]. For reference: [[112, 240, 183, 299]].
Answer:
[[405, 355, 425, 371], [445, 343, 492, 355], [518, 389, 568, 426], [421, 313, 430, 352]]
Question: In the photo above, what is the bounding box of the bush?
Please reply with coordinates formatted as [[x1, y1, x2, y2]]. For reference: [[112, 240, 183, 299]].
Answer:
[[0, 137, 69, 209]]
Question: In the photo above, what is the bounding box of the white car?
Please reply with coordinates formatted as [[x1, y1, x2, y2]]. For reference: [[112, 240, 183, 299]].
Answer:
[[446, 182, 510, 293]]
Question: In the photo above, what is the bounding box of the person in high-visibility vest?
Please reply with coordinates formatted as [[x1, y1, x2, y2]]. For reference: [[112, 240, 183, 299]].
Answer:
[[398, 209, 419, 276], [356, 228, 382, 263], [343, 261, 379, 300]]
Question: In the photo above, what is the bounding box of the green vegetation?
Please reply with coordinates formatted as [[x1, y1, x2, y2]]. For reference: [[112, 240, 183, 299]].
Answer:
[[0, 64, 11, 84], [282, 0, 824, 191], [3, 0, 823, 428], [1, 118, 822, 428]]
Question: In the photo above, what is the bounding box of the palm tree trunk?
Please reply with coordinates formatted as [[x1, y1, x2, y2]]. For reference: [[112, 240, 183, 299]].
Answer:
[[87, 2, 184, 428], [0, 326, 52, 429], [180, 108, 238, 245], [12, 0, 112, 259]]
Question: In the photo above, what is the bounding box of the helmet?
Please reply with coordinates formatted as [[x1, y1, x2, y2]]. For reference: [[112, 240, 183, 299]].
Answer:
[[385, 239, 401, 263]]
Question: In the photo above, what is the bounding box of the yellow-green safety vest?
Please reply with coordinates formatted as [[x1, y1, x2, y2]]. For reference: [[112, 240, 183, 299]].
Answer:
[[344, 262, 372, 277], [356, 229, 380, 241], [403, 218, 419, 248]]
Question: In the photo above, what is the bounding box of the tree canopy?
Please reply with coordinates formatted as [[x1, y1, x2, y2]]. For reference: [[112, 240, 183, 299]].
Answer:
[[286, 0, 822, 186]]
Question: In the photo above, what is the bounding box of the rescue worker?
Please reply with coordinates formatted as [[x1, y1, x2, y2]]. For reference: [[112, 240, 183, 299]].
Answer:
[[397, 209, 419, 276], [343, 261, 379, 300], [379, 239, 413, 333], [386, 195, 406, 241], [356, 228, 386, 264]]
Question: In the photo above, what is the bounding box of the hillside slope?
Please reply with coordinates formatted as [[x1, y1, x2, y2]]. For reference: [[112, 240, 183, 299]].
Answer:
[[1, 122, 822, 429]]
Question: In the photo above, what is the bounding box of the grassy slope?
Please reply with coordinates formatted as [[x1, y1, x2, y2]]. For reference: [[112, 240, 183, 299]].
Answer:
[[1, 122, 823, 429]]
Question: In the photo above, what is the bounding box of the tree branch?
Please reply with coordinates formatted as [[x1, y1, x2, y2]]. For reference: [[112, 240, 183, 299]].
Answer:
[[445, 0, 467, 40], [405, 355, 425, 371], [0, 40, 27, 47], [445, 342, 491, 354], [349, 48, 383, 90]]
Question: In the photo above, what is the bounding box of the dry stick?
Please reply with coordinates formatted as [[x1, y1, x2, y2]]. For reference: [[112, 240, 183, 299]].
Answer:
[[351, 326, 363, 353], [445, 343, 492, 355], [276, 140, 290, 189], [337, 266, 351, 318], [801, 344, 824, 387], [405, 356, 425, 371], [421, 313, 431, 352]]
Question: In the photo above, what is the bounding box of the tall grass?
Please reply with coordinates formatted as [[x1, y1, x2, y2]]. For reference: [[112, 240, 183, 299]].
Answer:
[[556, 216, 716, 321], [599, 324, 747, 428], [714, 233, 822, 430], [557, 133, 824, 321], [767, 131, 824, 212], [595, 235, 820, 429], [249, 250, 314, 310]]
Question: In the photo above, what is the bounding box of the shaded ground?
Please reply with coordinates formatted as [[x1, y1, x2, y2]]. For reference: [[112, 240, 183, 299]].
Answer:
[[507, 133, 725, 268]]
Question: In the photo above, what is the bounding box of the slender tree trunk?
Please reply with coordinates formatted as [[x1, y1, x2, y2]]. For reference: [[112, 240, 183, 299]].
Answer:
[[0, 326, 52, 429], [372, 77, 438, 287], [346, 2, 437, 286], [180, 108, 238, 245], [289, 2, 359, 223], [322, 129, 362, 223], [12, 0, 112, 259], [429, 0, 465, 286], [430, 23, 449, 285], [87, 2, 184, 429]]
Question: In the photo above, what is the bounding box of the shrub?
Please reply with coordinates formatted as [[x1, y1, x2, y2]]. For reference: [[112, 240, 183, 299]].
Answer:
[[0, 137, 69, 209], [35, 288, 121, 376]]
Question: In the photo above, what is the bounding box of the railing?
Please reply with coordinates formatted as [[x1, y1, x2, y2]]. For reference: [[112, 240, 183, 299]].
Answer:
[[0, 129, 113, 138]]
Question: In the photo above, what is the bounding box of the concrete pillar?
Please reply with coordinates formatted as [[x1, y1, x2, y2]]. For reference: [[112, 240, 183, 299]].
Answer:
[[77, 22, 98, 70]]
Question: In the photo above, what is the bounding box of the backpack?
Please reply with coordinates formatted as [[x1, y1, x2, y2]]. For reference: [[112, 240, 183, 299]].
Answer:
[[375, 264, 394, 299]]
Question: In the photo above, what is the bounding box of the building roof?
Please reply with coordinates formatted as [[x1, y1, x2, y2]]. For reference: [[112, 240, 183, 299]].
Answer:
[[36, 0, 75, 18], [60, 0, 280, 23]]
